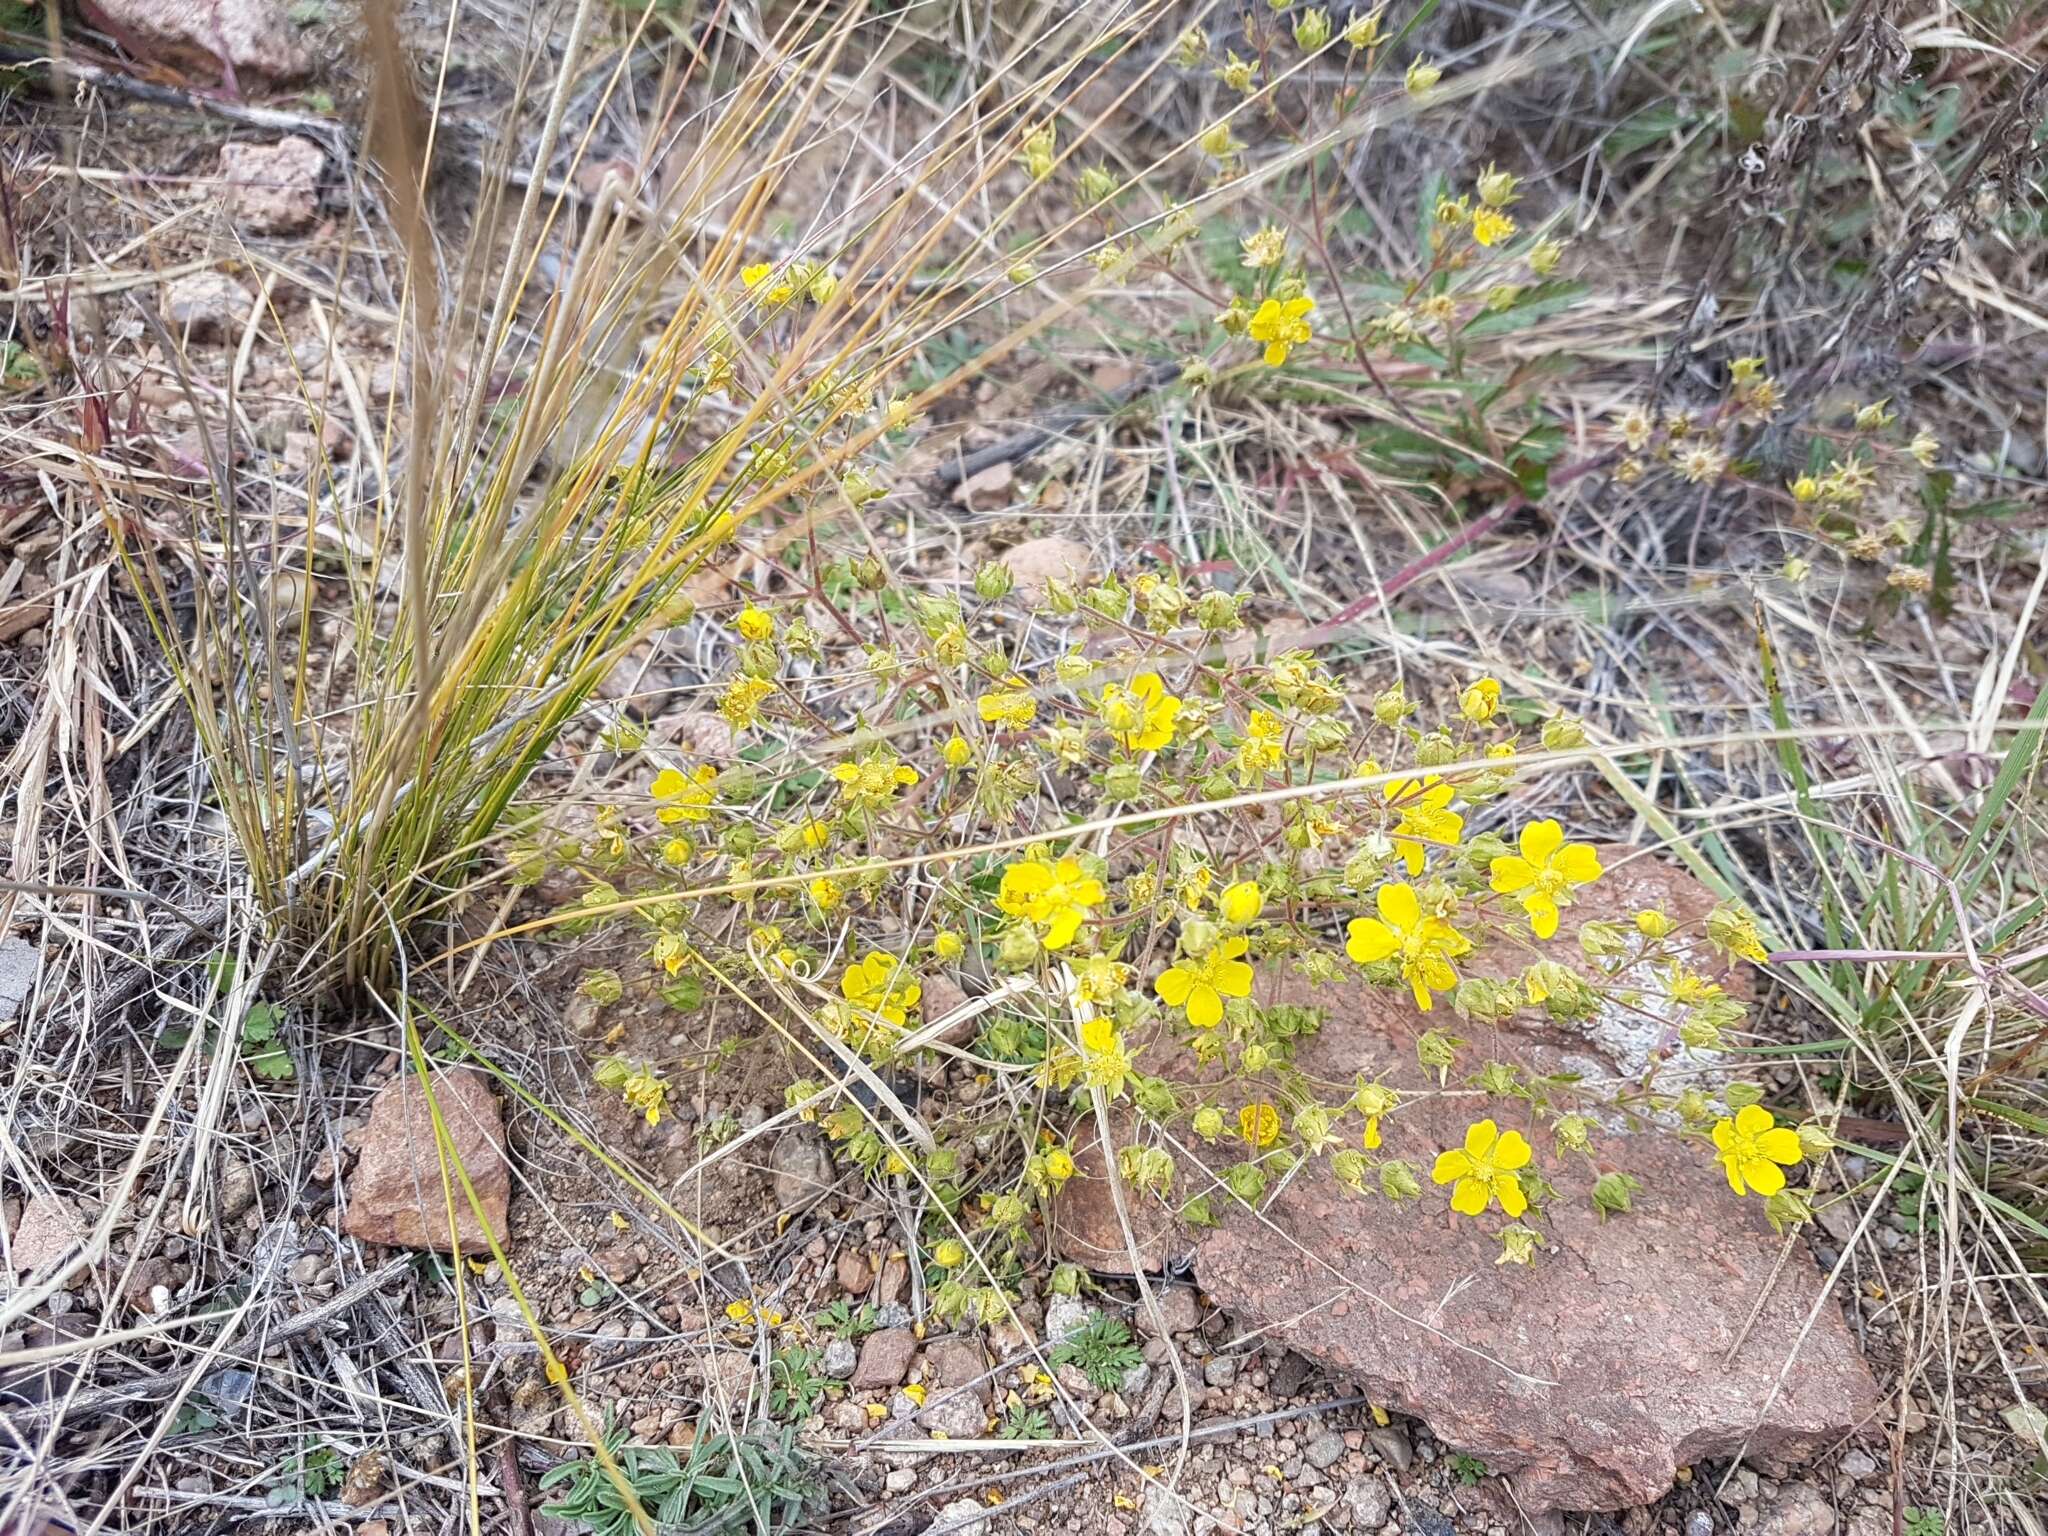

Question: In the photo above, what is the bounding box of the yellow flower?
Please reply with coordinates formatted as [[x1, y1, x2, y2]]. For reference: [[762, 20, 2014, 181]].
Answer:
[[933, 930, 965, 962], [735, 605, 775, 642], [1098, 672, 1182, 752], [1459, 677, 1501, 723], [1248, 294, 1314, 367], [742, 261, 796, 306], [1219, 880, 1264, 925], [1239, 1103, 1280, 1148], [1404, 57, 1441, 95], [1079, 1015, 1118, 1055], [1712, 1105, 1803, 1197], [1344, 882, 1471, 1012], [1384, 775, 1463, 876], [978, 686, 1038, 729], [1431, 1119, 1532, 1217], [620, 1066, 667, 1126], [809, 876, 844, 912], [719, 676, 776, 730], [941, 733, 973, 769], [1044, 1147, 1077, 1184], [1236, 709, 1288, 784], [831, 750, 920, 811], [651, 764, 717, 824], [840, 952, 921, 1028], [997, 855, 1105, 950], [1635, 909, 1675, 938], [1073, 954, 1129, 1003], [1354, 1081, 1397, 1149], [1155, 936, 1255, 1028], [1489, 819, 1604, 938], [1470, 208, 1516, 247], [934, 1239, 967, 1268]]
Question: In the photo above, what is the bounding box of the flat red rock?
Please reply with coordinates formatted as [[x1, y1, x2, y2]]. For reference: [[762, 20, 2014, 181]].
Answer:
[[1053, 852, 1880, 1511]]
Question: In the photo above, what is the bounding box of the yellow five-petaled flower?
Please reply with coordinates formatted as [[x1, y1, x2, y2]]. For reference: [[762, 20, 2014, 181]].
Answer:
[[831, 750, 920, 812], [840, 952, 921, 1028], [1489, 819, 1603, 938], [1712, 1105, 1804, 1197], [651, 764, 716, 824], [998, 855, 1105, 950], [1344, 882, 1472, 1011], [1248, 294, 1315, 367], [1433, 1118, 1532, 1217], [1155, 937, 1255, 1028], [1384, 774, 1463, 875], [1098, 672, 1182, 752]]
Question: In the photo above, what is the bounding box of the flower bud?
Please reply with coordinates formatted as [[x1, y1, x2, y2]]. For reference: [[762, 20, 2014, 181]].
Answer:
[[1180, 917, 1222, 957], [1540, 714, 1587, 751], [996, 926, 1040, 970], [1192, 1105, 1225, 1142], [1496, 1223, 1540, 1265], [1590, 1171, 1641, 1221], [1379, 1159, 1422, 1201], [974, 560, 1015, 600]]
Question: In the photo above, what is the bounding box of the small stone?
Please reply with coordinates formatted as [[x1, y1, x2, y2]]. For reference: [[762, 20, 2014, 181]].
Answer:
[[1344, 1477, 1391, 1529], [1136, 1285, 1200, 1336], [340, 1068, 510, 1252], [1202, 1355, 1239, 1389], [999, 536, 1092, 603], [835, 1250, 873, 1295], [821, 1338, 857, 1379], [1270, 1348, 1314, 1399], [874, 1253, 911, 1305], [1754, 1483, 1836, 1536], [1839, 1448, 1879, 1481], [1141, 1497, 1190, 1536], [851, 1327, 917, 1390], [951, 460, 1015, 512], [0, 936, 38, 1023], [935, 1497, 990, 1532], [919, 1388, 987, 1439], [770, 1129, 833, 1210], [79, 0, 311, 82], [1367, 1426, 1413, 1473], [9, 1192, 85, 1275], [218, 136, 325, 234], [218, 1157, 259, 1222], [1046, 1295, 1092, 1342], [828, 1400, 866, 1432], [884, 1467, 918, 1494], [1118, 1360, 1153, 1398], [923, 1335, 991, 1403], [163, 272, 253, 342], [1685, 1512, 1714, 1536], [1305, 1430, 1346, 1471]]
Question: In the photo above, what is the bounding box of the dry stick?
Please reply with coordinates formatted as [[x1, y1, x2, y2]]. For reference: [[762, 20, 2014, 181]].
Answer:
[[931, 359, 1182, 487], [0, 43, 349, 148]]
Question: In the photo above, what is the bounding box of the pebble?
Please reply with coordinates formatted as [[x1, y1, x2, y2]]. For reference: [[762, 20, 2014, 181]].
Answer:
[[1686, 1512, 1714, 1536], [821, 1337, 857, 1379], [1045, 1295, 1092, 1342], [1344, 1476, 1391, 1528], [1305, 1429, 1346, 1470], [1366, 1425, 1413, 1472], [1840, 1448, 1880, 1480], [1202, 1355, 1239, 1388], [884, 1468, 917, 1494]]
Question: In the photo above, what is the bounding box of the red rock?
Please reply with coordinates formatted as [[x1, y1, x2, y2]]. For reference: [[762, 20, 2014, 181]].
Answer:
[[851, 1326, 917, 1390], [81, 0, 311, 85], [1052, 852, 1878, 1512], [219, 136, 325, 234], [341, 1068, 510, 1253]]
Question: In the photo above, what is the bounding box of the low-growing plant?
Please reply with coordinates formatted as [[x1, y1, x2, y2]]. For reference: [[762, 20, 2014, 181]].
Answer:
[[538, 1420, 826, 1536], [1050, 1314, 1145, 1393]]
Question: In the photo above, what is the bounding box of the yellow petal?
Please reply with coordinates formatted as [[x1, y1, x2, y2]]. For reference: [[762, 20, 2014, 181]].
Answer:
[[1493, 1129, 1533, 1171], [1213, 959, 1255, 998], [1450, 1177, 1491, 1216], [1735, 1104, 1775, 1136], [1346, 918, 1397, 964], [1464, 1119, 1498, 1158], [1489, 855, 1536, 895], [1521, 818, 1565, 864], [1495, 1174, 1527, 1218], [1186, 985, 1224, 1029], [1525, 897, 1560, 940], [1756, 1127, 1803, 1165], [1741, 1158, 1787, 1196], [1155, 968, 1194, 1007], [1432, 1149, 1472, 1184], [1377, 882, 1421, 929], [1553, 843, 1604, 884]]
